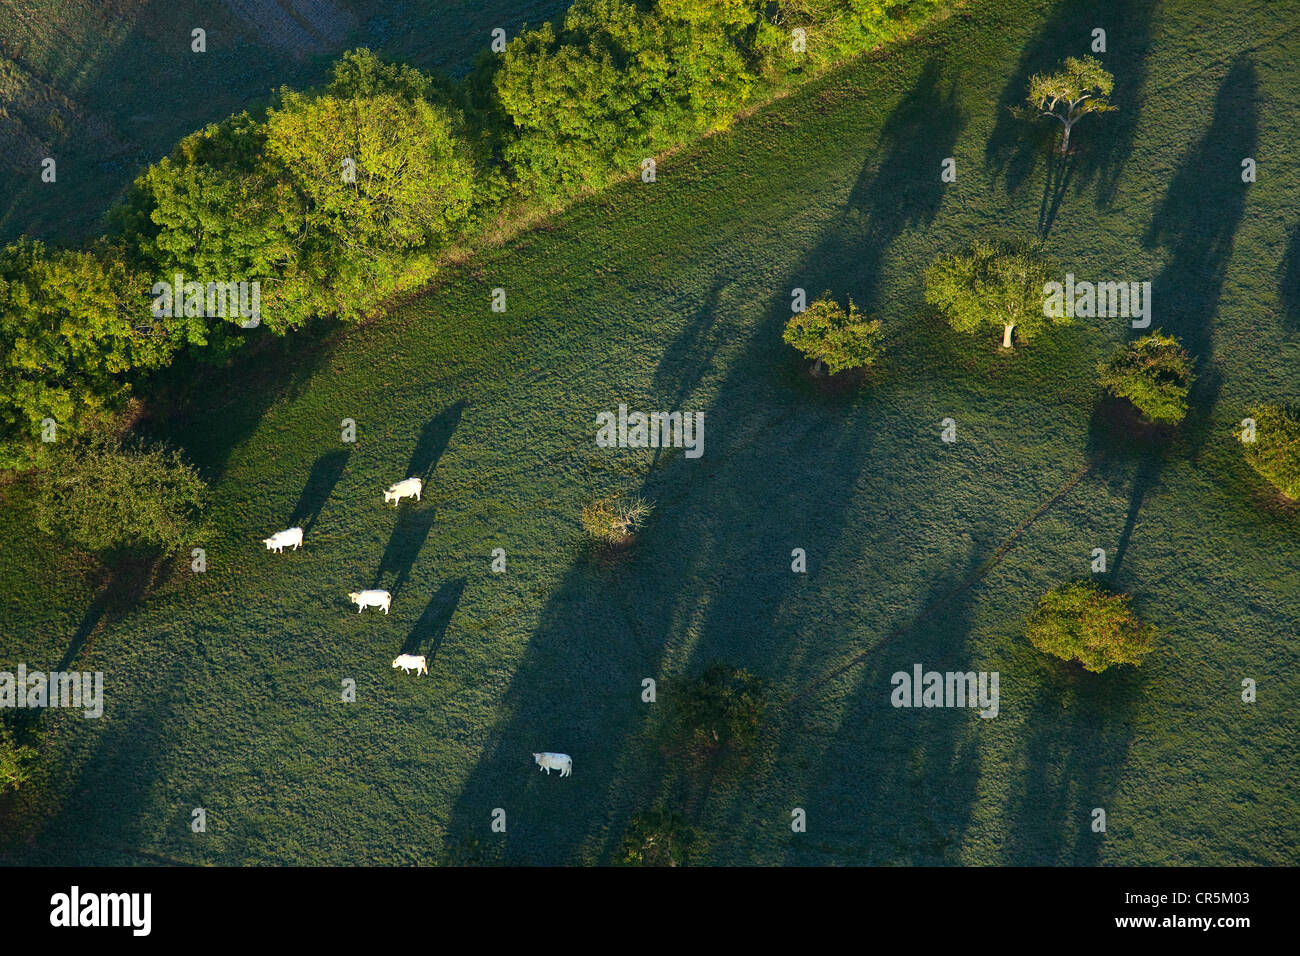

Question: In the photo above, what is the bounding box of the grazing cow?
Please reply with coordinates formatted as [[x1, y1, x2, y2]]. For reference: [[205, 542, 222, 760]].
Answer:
[[392, 654, 428, 675], [383, 477, 423, 506], [533, 752, 572, 777], [263, 527, 304, 553], [348, 589, 392, 614]]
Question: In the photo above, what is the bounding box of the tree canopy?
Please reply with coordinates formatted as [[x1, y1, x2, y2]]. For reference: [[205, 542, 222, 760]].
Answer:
[[924, 240, 1059, 349], [1098, 331, 1195, 425], [1239, 404, 1300, 500], [1023, 55, 1115, 153], [1026, 581, 1156, 673], [783, 292, 884, 374]]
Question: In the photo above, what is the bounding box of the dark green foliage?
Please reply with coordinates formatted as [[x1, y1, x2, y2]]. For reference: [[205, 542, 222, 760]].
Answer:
[[1238, 404, 1300, 499], [1097, 331, 1194, 425], [618, 805, 697, 865], [0, 718, 35, 795], [34, 434, 206, 556], [1026, 581, 1157, 673], [675, 664, 769, 749]]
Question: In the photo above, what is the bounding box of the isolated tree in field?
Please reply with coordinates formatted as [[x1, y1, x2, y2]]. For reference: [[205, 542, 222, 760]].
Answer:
[[1022, 55, 1115, 154], [1098, 331, 1195, 425], [0, 719, 35, 794], [34, 435, 207, 556], [1026, 581, 1156, 673], [1238, 404, 1300, 499], [581, 494, 653, 544], [619, 805, 697, 866], [924, 240, 1058, 350], [783, 292, 884, 375], [675, 664, 768, 750]]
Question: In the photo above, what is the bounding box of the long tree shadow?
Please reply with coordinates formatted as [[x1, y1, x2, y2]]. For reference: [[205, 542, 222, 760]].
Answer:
[[774, 551, 986, 865], [373, 507, 437, 601], [1003, 656, 1143, 864], [288, 449, 350, 534], [405, 401, 467, 482], [400, 578, 466, 664], [984, 0, 1156, 210], [1089, 58, 1256, 582], [845, 57, 965, 309], [55, 551, 173, 677], [1280, 218, 1300, 332], [440, 56, 965, 864]]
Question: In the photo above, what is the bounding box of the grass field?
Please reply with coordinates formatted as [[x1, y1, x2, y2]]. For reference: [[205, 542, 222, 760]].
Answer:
[[0, 0, 568, 242], [3, 0, 1300, 865]]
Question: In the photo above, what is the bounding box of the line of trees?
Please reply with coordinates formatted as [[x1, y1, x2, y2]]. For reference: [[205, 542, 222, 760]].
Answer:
[[0, 1, 953, 470]]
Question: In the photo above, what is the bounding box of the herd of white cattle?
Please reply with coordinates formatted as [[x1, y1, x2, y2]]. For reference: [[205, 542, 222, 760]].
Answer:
[[262, 476, 572, 778]]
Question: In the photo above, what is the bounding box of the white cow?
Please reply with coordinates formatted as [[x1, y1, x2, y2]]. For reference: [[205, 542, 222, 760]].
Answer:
[[348, 589, 392, 614], [384, 477, 423, 506], [392, 654, 428, 675], [263, 527, 304, 553], [533, 752, 572, 777]]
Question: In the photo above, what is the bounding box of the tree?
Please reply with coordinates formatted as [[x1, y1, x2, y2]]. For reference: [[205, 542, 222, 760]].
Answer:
[[1026, 581, 1156, 673], [618, 805, 697, 866], [581, 494, 653, 544], [0, 719, 36, 795], [1022, 55, 1115, 154], [675, 664, 768, 749], [1238, 404, 1300, 499], [783, 292, 884, 375], [34, 435, 207, 556], [1098, 331, 1195, 425], [925, 240, 1059, 349], [0, 240, 175, 468]]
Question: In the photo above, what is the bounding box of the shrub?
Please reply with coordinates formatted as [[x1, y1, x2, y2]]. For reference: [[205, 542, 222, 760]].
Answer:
[[581, 494, 653, 544], [618, 805, 697, 866], [1238, 404, 1300, 499], [1097, 331, 1195, 425], [1026, 581, 1156, 673], [675, 664, 768, 749], [34, 435, 207, 556], [0, 719, 36, 795], [783, 292, 884, 375]]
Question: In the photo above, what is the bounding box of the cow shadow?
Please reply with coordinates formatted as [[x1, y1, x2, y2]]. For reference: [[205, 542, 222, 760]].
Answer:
[[373, 507, 437, 600], [405, 401, 467, 483], [288, 449, 350, 534], [400, 578, 467, 663]]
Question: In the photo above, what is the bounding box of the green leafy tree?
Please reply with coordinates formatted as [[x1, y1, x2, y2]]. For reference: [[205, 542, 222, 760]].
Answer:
[[0, 719, 36, 795], [1022, 55, 1115, 154], [34, 435, 207, 556], [925, 239, 1059, 350], [619, 805, 697, 866], [1098, 331, 1195, 425], [676, 664, 768, 749], [0, 240, 173, 468], [783, 292, 884, 375], [1026, 581, 1156, 673], [1238, 404, 1300, 500]]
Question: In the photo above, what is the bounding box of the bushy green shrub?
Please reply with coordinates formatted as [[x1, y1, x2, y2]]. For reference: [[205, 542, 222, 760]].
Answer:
[[1026, 581, 1156, 673], [619, 805, 697, 866], [783, 292, 884, 375], [675, 664, 768, 749], [1098, 331, 1194, 425], [1238, 404, 1300, 499], [34, 435, 207, 556], [0, 719, 36, 795]]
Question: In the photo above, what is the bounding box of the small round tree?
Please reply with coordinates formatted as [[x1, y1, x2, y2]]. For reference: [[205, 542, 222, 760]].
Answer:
[[783, 292, 884, 376], [924, 240, 1059, 350], [35, 435, 206, 556], [581, 494, 653, 545], [1238, 404, 1300, 499], [1097, 331, 1195, 425], [1026, 581, 1156, 673], [0, 719, 35, 795]]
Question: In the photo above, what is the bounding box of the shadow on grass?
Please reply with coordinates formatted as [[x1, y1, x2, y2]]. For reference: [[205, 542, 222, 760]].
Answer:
[[984, 0, 1156, 211], [1280, 218, 1300, 332], [373, 507, 437, 601], [405, 401, 466, 482], [440, 56, 963, 864], [1089, 57, 1256, 585], [401, 578, 466, 664], [288, 449, 350, 534]]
